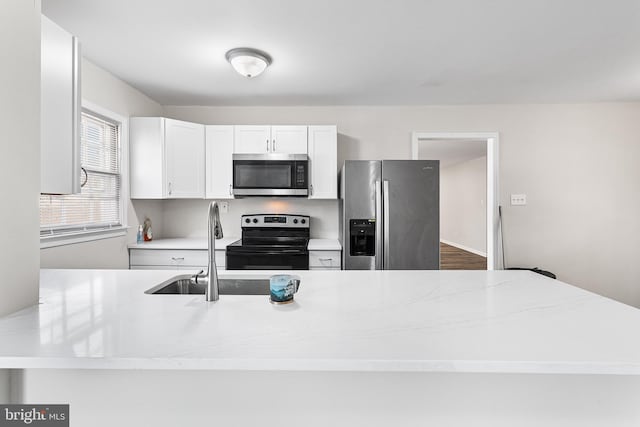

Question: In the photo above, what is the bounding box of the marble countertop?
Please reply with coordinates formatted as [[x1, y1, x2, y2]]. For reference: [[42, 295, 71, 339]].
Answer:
[[1, 269, 639, 374], [128, 238, 341, 251], [128, 237, 239, 250], [307, 239, 341, 250]]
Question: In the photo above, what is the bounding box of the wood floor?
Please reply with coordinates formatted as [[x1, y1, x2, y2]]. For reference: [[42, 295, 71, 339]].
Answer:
[[440, 242, 487, 270]]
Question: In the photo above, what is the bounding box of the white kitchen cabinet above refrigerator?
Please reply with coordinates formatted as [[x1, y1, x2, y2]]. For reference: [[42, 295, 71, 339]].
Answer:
[[130, 117, 205, 199], [40, 15, 81, 195]]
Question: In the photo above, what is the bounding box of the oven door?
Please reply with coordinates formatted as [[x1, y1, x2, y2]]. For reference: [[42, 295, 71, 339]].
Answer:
[[226, 248, 309, 270], [232, 154, 308, 196]]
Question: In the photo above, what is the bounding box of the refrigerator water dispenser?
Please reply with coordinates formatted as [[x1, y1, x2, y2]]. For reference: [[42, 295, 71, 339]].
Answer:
[[349, 219, 376, 256]]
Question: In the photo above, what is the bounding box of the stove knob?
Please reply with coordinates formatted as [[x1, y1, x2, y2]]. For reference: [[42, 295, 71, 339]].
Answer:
[[245, 218, 251, 224], [293, 219, 298, 224], [301, 219, 306, 224], [253, 218, 259, 223]]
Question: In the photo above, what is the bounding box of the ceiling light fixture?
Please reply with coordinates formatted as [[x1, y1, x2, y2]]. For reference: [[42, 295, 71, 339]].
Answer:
[[225, 48, 272, 78]]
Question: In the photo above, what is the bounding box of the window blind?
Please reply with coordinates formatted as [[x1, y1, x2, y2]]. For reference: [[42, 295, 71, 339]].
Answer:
[[40, 111, 122, 237]]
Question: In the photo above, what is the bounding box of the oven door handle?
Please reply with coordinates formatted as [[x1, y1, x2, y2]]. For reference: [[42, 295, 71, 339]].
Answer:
[[228, 250, 308, 255]]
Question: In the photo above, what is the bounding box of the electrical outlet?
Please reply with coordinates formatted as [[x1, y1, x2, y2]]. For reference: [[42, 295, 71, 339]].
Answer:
[[219, 201, 229, 213], [510, 194, 527, 206]]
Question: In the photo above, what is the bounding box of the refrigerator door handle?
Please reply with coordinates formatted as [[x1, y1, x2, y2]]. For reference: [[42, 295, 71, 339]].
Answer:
[[375, 180, 383, 270], [383, 180, 390, 270]]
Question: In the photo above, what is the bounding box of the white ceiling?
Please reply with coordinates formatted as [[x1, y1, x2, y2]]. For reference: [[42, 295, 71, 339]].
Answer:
[[42, 0, 640, 106], [417, 140, 486, 168]]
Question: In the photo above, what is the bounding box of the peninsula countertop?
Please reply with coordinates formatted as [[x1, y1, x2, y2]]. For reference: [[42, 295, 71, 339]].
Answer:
[[1, 269, 639, 374]]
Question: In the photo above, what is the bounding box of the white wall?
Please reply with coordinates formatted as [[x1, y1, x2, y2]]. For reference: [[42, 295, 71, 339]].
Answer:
[[1, 0, 41, 400], [164, 104, 640, 308], [0, 0, 41, 316], [440, 156, 487, 255], [40, 58, 164, 269]]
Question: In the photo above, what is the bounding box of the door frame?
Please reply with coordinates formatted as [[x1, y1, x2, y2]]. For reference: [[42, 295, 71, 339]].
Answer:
[[411, 132, 500, 270]]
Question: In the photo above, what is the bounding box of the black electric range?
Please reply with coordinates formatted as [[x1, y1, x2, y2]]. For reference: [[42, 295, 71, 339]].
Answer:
[[226, 214, 310, 270]]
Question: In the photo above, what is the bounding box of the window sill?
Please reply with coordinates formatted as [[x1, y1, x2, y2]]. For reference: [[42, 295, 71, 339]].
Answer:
[[40, 227, 130, 249]]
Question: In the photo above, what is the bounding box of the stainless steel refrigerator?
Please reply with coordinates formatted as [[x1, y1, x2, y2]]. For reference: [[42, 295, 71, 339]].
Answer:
[[339, 160, 440, 270]]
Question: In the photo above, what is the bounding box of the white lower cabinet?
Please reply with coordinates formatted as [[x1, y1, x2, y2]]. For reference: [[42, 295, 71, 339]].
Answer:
[[129, 249, 225, 271], [130, 248, 341, 271], [309, 250, 341, 270]]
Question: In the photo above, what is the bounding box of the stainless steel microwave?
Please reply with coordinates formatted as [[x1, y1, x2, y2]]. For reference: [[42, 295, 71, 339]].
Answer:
[[232, 154, 309, 196]]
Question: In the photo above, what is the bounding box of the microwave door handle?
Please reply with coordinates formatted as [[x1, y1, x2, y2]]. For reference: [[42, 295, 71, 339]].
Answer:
[[375, 180, 383, 270]]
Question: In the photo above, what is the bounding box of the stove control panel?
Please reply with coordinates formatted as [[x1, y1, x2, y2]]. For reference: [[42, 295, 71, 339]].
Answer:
[[241, 214, 310, 228]]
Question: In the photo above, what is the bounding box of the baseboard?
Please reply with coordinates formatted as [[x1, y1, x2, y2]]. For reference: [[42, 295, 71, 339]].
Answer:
[[440, 239, 487, 258]]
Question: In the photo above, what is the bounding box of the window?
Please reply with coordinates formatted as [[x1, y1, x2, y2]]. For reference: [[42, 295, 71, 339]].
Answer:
[[40, 109, 124, 243]]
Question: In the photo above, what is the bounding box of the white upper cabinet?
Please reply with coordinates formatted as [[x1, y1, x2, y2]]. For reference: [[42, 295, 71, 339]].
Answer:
[[270, 126, 308, 154], [308, 126, 337, 199], [234, 125, 271, 153], [130, 117, 205, 199], [41, 16, 81, 194], [165, 119, 205, 198], [234, 125, 307, 154], [205, 125, 234, 199]]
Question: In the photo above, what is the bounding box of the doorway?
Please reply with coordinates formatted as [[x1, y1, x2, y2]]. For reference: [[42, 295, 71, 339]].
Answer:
[[411, 132, 499, 270]]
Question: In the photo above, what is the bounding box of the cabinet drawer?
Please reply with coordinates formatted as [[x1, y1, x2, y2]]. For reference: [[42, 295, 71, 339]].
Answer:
[[130, 249, 225, 268], [309, 250, 341, 269]]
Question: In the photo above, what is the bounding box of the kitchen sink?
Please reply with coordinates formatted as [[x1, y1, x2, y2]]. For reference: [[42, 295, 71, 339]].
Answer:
[[145, 275, 270, 296]]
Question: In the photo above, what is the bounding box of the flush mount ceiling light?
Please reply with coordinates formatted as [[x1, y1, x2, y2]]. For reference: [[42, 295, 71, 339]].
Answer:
[[225, 48, 272, 78]]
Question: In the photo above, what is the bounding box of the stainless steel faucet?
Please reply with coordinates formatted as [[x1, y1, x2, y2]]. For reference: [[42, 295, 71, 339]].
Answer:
[[191, 201, 224, 301]]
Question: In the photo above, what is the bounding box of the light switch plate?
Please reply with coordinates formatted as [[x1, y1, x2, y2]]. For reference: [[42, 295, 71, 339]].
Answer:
[[510, 194, 527, 206]]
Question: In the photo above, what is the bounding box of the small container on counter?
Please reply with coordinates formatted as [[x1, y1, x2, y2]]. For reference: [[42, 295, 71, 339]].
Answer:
[[136, 225, 144, 244]]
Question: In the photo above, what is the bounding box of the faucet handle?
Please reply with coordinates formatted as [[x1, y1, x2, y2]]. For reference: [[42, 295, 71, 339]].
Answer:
[[190, 270, 204, 284]]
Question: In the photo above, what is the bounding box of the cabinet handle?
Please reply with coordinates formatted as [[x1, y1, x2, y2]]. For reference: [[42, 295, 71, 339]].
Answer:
[[266, 139, 269, 152], [229, 184, 233, 196], [273, 139, 276, 151], [171, 257, 185, 261], [318, 258, 333, 262], [310, 184, 313, 196], [80, 167, 88, 188], [168, 182, 172, 196]]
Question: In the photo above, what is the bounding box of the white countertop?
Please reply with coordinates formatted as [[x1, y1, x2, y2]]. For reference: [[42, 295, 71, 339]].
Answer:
[[307, 239, 341, 250], [1, 269, 640, 374], [128, 238, 341, 251], [128, 237, 239, 250]]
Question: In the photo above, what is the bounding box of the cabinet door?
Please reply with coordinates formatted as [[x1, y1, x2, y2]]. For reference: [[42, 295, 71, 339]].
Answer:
[[271, 126, 308, 154], [41, 16, 81, 194], [205, 125, 234, 199], [309, 250, 342, 269], [234, 125, 271, 153], [308, 126, 337, 199], [165, 119, 205, 198], [130, 117, 165, 199]]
